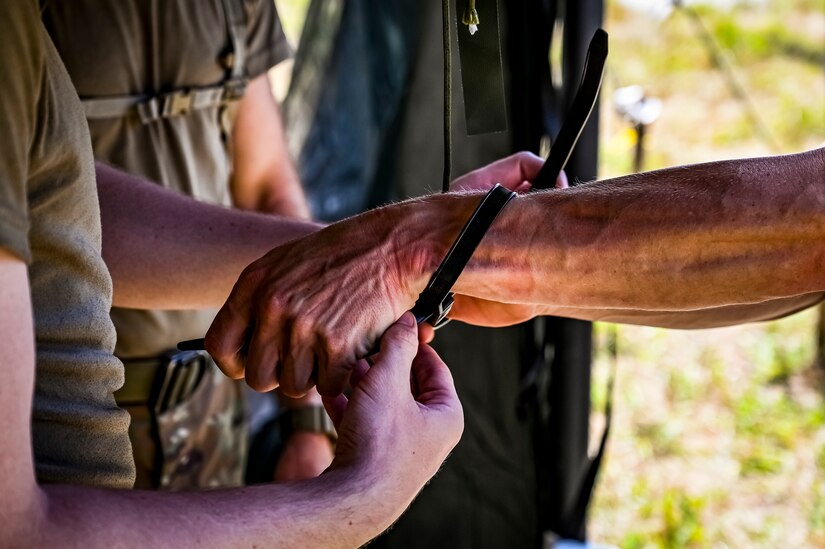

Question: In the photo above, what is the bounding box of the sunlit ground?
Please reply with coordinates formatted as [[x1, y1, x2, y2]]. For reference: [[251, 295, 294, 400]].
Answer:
[[591, 1, 824, 546]]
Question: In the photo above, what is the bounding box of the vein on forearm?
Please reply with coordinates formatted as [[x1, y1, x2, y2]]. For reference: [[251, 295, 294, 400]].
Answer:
[[459, 148, 825, 312]]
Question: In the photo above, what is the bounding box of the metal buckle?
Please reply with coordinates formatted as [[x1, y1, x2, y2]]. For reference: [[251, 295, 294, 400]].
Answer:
[[431, 293, 454, 329], [161, 90, 194, 117], [223, 79, 247, 102], [136, 90, 193, 123], [152, 350, 208, 415]]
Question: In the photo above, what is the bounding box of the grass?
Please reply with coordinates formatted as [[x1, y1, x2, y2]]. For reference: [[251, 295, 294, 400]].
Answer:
[[593, 7, 825, 519], [590, 310, 825, 547], [599, 0, 825, 174], [593, 1, 825, 539], [593, 0, 825, 510]]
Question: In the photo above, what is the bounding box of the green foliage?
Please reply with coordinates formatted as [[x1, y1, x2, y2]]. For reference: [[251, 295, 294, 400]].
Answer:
[[635, 420, 686, 458], [659, 490, 706, 548], [811, 479, 825, 538], [601, 0, 824, 175]]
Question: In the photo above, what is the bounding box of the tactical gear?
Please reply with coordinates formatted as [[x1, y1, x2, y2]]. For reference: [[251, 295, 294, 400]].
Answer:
[[43, 0, 291, 489], [117, 352, 247, 490]]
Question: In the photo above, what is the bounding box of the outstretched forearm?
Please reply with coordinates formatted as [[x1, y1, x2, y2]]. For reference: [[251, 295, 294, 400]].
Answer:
[[30, 467, 395, 549], [435, 147, 825, 322], [201, 149, 823, 396], [96, 163, 322, 309]]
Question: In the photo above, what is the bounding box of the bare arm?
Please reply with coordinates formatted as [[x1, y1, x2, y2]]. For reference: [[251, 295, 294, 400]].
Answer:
[[0, 247, 461, 548], [446, 147, 825, 328], [453, 147, 825, 314], [230, 74, 310, 219], [204, 149, 825, 396], [97, 163, 321, 309]]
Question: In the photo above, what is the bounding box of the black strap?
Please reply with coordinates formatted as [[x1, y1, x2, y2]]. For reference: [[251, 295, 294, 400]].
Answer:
[[567, 343, 616, 539], [411, 183, 516, 327], [533, 29, 608, 190]]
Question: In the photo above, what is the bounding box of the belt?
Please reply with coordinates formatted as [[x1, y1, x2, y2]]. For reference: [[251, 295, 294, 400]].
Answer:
[[82, 79, 248, 124], [116, 350, 210, 414]]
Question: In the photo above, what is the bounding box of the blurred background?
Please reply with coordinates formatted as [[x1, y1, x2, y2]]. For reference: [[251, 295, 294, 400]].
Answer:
[[589, 2, 823, 548], [274, 0, 824, 546]]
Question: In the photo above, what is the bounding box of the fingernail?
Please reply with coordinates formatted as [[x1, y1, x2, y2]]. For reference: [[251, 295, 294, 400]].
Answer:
[[398, 311, 416, 328]]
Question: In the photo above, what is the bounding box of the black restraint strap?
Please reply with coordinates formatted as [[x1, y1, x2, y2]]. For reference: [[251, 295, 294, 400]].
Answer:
[[411, 183, 516, 327], [533, 29, 607, 190]]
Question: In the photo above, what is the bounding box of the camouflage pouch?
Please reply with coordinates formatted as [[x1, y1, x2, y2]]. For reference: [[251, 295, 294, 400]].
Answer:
[[120, 352, 247, 490]]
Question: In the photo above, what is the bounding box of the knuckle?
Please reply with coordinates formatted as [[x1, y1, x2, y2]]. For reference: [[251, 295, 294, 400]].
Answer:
[[245, 367, 277, 393], [263, 291, 287, 314], [291, 316, 314, 339]]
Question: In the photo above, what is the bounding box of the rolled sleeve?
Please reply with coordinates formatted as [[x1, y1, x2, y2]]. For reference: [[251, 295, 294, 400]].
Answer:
[[244, 0, 294, 79], [0, 2, 44, 264]]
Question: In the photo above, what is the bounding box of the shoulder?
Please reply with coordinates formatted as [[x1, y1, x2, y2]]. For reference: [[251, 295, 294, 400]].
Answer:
[[242, 0, 293, 78]]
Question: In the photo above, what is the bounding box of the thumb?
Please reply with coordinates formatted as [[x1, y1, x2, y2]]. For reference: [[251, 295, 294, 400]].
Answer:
[[371, 312, 419, 389]]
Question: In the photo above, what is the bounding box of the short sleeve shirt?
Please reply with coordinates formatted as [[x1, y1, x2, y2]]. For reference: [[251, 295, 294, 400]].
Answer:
[[42, 0, 292, 356], [0, 1, 134, 488]]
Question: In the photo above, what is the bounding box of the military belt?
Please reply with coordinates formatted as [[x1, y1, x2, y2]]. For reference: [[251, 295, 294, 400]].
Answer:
[[115, 350, 210, 414], [82, 79, 247, 124]]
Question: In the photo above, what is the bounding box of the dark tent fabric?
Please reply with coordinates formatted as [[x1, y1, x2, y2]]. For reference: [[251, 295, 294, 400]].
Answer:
[[284, 1, 603, 545], [282, 0, 418, 221]]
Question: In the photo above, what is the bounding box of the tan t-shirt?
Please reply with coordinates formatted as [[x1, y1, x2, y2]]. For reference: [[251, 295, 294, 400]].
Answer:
[[0, 1, 134, 488], [42, 0, 291, 357]]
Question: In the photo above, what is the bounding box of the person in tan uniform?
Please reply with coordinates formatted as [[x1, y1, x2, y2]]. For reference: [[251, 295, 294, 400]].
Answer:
[[0, 3, 464, 546], [41, 0, 332, 489]]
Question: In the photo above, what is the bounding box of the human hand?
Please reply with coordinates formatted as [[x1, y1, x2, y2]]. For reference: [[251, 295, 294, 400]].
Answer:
[[205, 152, 559, 398], [322, 313, 463, 501], [450, 151, 568, 193], [273, 430, 335, 482], [447, 152, 567, 327], [205, 202, 428, 397]]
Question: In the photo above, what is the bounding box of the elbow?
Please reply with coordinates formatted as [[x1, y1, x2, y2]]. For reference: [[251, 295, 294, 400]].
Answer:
[[1, 487, 52, 549]]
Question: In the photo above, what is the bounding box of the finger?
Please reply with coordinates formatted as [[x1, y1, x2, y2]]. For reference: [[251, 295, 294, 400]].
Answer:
[[316, 340, 355, 398], [556, 170, 569, 189], [322, 394, 348, 431], [410, 344, 459, 407], [483, 151, 544, 189], [450, 151, 543, 192], [371, 312, 419, 390], [349, 359, 371, 392], [417, 323, 435, 344], [280, 323, 317, 397], [205, 292, 252, 380], [515, 181, 533, 194], [449, 294, 539, 327], [244, 317, 282, 392]]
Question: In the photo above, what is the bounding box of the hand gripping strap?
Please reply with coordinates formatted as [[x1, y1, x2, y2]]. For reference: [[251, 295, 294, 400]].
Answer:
[[411, 184, 516, 327]]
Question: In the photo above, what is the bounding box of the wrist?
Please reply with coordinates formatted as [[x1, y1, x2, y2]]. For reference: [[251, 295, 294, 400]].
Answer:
[[320, 463, 414, 542], [382, 193, 478, 298]]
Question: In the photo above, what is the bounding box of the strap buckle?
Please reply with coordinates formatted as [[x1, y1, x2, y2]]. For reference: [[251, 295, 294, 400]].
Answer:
[[416, 293, 454, 329], [137, 90, 194, 123], [410, 184, 516, 328], [223, 79, 248, 102], [152, 350, 208, 415]]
